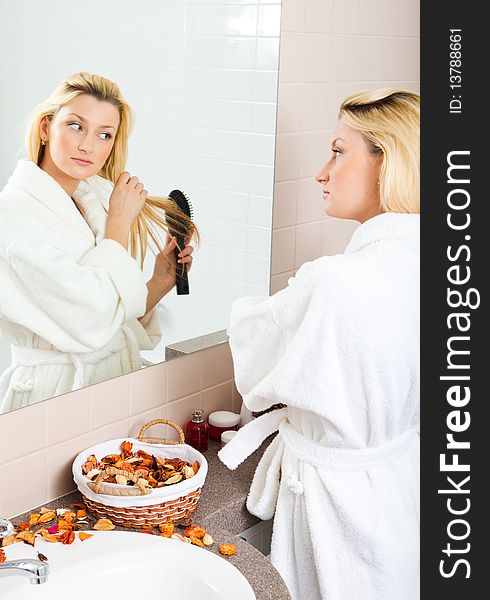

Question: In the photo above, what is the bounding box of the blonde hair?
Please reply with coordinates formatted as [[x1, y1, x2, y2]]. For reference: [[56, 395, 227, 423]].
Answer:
[[25, 72, 198, 265], [339, 88, 420, 214]]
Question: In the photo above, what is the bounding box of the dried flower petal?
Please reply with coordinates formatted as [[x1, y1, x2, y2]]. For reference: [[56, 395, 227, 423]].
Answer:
[[38, 511, 56, 524], [78, 532, 93, 541], [47, 525, 59, 534], [29, 513, 41, 526], [59, 530, 75, 545], [184, 525, 206, 539], [158, 522, 175, 537], [17, 521, 30, 531], [171, 533, 191, 544], [39, 507, 52, 514], [0, 549, 5, 563], [202, 533, 214, 546], [121, 440, 133, 453], [37, 529, 60, 543], [1, 534, 19, 547], [93, 518, 115, 531], [16, 531, 36, 546], [76, 510, 86, 519], [190, 535, 205, 547], [219, 543, 237, 556]]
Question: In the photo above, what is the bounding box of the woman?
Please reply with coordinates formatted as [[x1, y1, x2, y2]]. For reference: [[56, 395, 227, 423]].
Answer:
[[219, 89, 420, 600], [0, 72, 195, 413]]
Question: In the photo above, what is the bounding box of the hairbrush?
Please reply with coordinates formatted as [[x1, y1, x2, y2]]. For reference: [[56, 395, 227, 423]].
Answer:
[[167, 189, 193, 295]]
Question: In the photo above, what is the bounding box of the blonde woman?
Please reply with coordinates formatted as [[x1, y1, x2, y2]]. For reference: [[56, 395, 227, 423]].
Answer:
[[0, 72, 196, 413], [219, 89, 420, 600]]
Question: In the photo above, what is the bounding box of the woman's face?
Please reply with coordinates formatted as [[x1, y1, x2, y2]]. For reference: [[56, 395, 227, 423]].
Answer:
[[39, 94, 120, 194], [314, 118, 383, 223]]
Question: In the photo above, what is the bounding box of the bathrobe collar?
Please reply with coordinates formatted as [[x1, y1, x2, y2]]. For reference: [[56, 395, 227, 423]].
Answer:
[[10, 159, 108, 243], [345, 212, 420, 254]]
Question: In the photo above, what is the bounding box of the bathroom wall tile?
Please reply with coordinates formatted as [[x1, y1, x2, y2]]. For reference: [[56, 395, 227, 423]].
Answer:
[[247, 255, 271, 287], [0, 401, 46, 465], [381, 0, 420, 38], [305, 0, 333, 33], [258, 5, 282, 37], [46, 388, 91, 447], [300, 82, 330, 130], [274, 133, 301, 182], [332, 0, 359, 34], [90, 374, 131, 430], [202, 343, 234, 389], [270, 271, 293, 295], [257, 38, 281, 71], [254, 71, 280, 104], [273, 181, 298, 229], [0, 450, 47, 519], [247, 224, 272, 258], [167, 352, 202, 402], [281, 0, 306, 33], [183, 98, 253, 132], [187, 36, 255, 70], [297, 177, 326, 224], [249, 194, 274, 227], [203, 381, 234, 419], [278, 34, 304, 83], [46, 433, 92, 501], [121, 4, 185, 35], [358, 0, 386, 36], [271, 227, 295, 274], [301, 34, 332, 83], [129, 406, 170, 441], [249, 165, 275, 197], [251, 133, 276, 167], [294, 222, 324, 269], [232, 380, 243, 415], [253, 102, 278, 135], [321, 217, 359, 256], [298, 129, 331, 179], [90, 420, 131, 447], [186, 6, 258, 37], [166, 393, 202, 435], [379, 37, 420, 82], [353, 37, 382, 82], [276, 83, 302, 133], [329, 34, 357, 82], [130, 363, 167, 415]]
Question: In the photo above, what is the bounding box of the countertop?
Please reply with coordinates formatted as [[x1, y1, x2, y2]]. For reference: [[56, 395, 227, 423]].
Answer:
[[8, 438, 291, 600]]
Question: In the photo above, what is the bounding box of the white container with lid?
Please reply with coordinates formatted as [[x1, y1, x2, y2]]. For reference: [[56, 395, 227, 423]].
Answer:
[[208, 410, 240, 441], [221, 430, 238, 446]]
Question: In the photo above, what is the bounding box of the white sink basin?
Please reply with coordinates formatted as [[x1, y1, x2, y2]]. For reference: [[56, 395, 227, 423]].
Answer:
[[1, 531, 256, 599]]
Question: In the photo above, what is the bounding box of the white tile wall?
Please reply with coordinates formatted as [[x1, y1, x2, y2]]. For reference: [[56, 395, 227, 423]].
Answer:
[[0, 0, 282, 352], [271, 0, 420, 288]]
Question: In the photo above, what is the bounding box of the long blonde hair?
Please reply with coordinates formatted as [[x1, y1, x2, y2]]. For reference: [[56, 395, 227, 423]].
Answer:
[[25, 71, 198, 265], [339, 88, 420, 214]]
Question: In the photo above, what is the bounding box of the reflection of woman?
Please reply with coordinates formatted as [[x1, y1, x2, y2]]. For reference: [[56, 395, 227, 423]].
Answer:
[[220, 90, 420, 599], [0, 72, 195, 413]]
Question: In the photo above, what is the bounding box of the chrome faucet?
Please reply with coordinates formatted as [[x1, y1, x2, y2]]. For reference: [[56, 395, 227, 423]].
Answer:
[[0, 518, 49, 585]]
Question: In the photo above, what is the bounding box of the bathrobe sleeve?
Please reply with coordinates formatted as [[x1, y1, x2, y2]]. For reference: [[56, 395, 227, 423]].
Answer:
[[126, 307, 162, 351], [228, 259, 324, 412], [0, 233, 149, 353]]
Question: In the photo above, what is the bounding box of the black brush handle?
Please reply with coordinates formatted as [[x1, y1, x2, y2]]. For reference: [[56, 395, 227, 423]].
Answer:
[[175, 234, 189, 295]]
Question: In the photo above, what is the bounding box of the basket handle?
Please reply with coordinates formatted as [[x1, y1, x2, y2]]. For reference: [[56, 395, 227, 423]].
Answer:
[[137, 418, 185, 445], [88, 466, 152, 496]]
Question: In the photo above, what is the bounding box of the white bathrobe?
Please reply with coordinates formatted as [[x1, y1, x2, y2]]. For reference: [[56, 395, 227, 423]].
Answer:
[[219, 213, 420, 600], [0, 159, 161, 413]]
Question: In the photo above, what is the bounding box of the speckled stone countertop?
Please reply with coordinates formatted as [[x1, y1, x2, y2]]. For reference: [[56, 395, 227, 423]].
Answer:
[[9, 438, 291, 600]]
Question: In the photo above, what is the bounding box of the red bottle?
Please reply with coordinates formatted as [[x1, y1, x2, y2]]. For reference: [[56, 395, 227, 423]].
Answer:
[[185, 409, 208, 452]]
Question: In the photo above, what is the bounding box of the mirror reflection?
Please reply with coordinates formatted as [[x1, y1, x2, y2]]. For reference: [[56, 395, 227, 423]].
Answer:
[[0, 0, 281, 414]]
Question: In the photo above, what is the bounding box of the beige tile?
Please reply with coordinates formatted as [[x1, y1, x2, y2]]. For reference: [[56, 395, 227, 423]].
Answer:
[[353, 37, 382, 82], [305, 0, 334, 33], [298, 129, 331, 179], [278, 33, 304, 83], [232, 380, 243, 414], [202, 381, 234, 419], [90, 419, 131, 446], [90, 373, 131, 429], [332, 0, 359, 34], [274, 132, 301, 182], [297, 177, 327, 224], [273, 181, 298, 229], [321, 218, 359, 255], [46, 387, 91, 446], [276, 83, 302, 133], [0, 451, 47, 518], [358, 0, 385, 35], [329, 34, 357, 82], [167, 351, 202, 402], [202, 343, 234, 389], [381, 0, 420, 37], [270, 272, 293, 295], [294, 222, 324, 269], [281, 0, 306, 33], [46, 433, 92, 502], [129, 406, 170, 440], [302, 34, 332, 83], [379, 37, 420, 82], [271, 227, 296, 274], [0, 401, 46, 465], [166, 393, 202, 437], [130, 362, 167, 414], [300, 83, 330, 130]]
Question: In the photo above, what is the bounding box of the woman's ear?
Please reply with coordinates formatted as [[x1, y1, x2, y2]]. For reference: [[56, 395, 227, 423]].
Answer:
[[39, 116, 50, 140]]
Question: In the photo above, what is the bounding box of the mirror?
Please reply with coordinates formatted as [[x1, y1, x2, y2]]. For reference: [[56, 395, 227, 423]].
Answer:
[[0, 0, 281, 414]]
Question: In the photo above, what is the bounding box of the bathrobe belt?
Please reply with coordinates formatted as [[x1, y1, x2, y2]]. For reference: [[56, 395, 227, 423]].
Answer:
[[219, 407, 419, 517], [7, 324, 142, 393]]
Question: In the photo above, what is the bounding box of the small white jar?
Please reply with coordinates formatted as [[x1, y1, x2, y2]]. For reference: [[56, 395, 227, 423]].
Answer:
[[221, 430, 238, 446]]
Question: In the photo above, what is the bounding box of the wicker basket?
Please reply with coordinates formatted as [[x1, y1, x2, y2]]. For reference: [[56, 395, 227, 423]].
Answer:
[[72, 419, 207, 528]]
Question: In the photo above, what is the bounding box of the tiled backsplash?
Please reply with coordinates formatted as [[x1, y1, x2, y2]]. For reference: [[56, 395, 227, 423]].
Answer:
[[0, 343, 241, 518], [270, 0, 420, 294]]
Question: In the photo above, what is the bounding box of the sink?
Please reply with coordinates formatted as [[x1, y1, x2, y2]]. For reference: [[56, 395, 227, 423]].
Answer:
[[1, 530, 256, 599]]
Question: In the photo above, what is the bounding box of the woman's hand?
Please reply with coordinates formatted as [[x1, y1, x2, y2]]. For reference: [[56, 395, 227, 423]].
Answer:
[[105, 172, 148, 249], [140, 232, 194, 317]]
